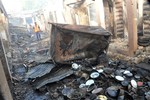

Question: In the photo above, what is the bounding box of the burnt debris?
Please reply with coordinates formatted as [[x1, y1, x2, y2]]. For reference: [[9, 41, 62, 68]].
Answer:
[[25, 63, 55, 79], [50, 23, 111, 64], [25, 59, 150, 100], [12, 24, 150, 100]]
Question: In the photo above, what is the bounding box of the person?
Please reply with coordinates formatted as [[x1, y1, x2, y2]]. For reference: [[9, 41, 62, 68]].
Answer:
[[29, 24, 34, 37], [27, 24, 33, 37], [27, 24, 31, 36], [33, 22, 41, 40]]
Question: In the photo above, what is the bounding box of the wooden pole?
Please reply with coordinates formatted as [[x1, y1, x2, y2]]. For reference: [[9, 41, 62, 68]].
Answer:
[[126, 0, 138, 56], [0, 60, 13, 100]]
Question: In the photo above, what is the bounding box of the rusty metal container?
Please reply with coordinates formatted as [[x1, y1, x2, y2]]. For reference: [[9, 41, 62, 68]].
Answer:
[[50, 23, 111, 64]]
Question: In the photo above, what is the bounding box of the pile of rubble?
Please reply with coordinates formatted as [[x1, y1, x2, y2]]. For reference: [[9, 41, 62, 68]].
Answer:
[[9, 24, 51, 100], [11, 23, 150, 100], [9, 25, 50, 64], [24, 58, 150, 100]]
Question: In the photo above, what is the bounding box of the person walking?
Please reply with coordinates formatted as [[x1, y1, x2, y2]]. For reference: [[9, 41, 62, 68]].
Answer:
[[33, 22, 41, 40]]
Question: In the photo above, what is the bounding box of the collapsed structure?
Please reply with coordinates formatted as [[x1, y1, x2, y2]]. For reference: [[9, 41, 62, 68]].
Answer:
[[0, 0, 150, 100], [23, 23, 150, 100]]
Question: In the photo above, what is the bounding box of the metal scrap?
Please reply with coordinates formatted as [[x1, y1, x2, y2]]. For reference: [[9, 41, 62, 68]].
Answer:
[[33, 67, 74, 89], [26, 63, 55, 79], [136, 63, 150, 72], [50, 23, 111, 64]]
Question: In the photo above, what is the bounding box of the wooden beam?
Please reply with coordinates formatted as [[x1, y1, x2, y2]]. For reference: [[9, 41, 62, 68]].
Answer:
[[0, 60, 13, 100], [126, 0, 138, 56]]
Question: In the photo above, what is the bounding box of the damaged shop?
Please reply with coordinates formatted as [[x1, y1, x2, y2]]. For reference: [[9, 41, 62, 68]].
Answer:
[[23, 24, 150, 100]]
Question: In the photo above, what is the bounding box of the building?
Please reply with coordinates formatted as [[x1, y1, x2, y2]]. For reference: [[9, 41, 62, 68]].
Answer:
[[0, 0, 13, 99]]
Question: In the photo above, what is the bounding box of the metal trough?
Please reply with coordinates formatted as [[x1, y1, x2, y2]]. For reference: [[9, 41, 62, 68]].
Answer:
[[50, 23, 111, 64]]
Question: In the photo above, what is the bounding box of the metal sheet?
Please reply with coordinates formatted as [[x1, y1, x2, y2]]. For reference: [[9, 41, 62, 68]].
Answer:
[[33, 67, 73, 89], [50, 23, 111, 64], [26, 63, 55, 79], [136, 63, 150, 72]]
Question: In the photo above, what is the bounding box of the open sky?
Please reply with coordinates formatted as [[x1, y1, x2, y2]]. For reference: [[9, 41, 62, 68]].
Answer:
[[1, 0, 64, 14], [2, 0, 23, 13]]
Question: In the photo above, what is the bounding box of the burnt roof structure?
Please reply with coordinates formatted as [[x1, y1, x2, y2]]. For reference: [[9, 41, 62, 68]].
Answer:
[[0, 0, 7, 17]]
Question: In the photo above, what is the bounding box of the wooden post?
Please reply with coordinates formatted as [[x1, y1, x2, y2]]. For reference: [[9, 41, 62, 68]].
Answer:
[[95, 0, 106, 28], [0, 60, 13, 100], [0, 35, 12, 81], [126, 0, 138, 56]]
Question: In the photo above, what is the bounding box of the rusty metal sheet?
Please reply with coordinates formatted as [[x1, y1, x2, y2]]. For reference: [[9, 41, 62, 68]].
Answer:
[[50, 23, 111, 64], [26, 63, 55, 79], [33, 67, 73, 89]]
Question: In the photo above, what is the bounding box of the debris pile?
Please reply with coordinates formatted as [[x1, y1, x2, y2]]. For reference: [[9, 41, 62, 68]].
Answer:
[[9, 24, 51, 100], [9, 25, 50, 64], [25, 59, 150, 100], [24, 24, 150, 100], [11, 23, 150, 100]]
